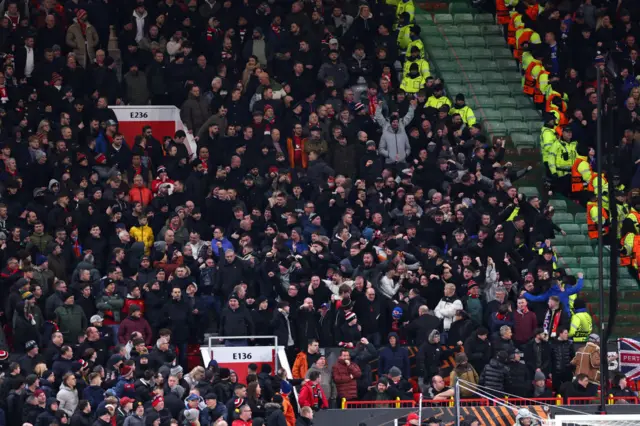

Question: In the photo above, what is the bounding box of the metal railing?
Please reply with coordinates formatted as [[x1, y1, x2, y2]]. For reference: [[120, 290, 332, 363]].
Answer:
[[342, 398, 417, 409]]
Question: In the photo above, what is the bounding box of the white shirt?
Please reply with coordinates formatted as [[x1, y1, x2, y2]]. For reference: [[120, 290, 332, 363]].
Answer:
[[25, 46, 34, 78]]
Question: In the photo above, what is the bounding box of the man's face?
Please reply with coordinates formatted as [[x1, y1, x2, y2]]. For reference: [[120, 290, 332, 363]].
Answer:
[[172, 288, 181, 300], [432, 376, 445, 391]]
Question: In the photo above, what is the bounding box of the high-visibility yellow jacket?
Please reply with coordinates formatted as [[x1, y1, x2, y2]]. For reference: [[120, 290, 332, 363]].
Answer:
[[569, 310, 592, 343], [406, 38, 425, 59], [540, 126, 558, 165], [395, 0, 415, 29], [403, 57, 430, 78], [400, 74, 426, 93], [548, 140, 576, 176], [425, 95, 452, 109], [450, 105, 477, 126]]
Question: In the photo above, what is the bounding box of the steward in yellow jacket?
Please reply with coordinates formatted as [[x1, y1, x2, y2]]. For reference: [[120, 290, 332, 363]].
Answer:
[[450, 93, 476, 126]]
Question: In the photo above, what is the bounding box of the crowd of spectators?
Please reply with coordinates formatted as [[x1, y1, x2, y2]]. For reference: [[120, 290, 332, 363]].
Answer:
[[0, 0, 637, 425]]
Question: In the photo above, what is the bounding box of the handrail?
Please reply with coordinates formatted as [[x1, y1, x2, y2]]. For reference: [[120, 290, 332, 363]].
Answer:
[[343, 398, 416, 409]]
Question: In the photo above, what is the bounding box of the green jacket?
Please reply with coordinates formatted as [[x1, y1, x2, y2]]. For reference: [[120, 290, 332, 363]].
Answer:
[[55, 304, 87, 344], [96, 292, 125, 323]]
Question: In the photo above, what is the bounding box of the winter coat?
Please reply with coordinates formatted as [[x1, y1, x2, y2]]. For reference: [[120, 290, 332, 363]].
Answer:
[[332, 359, 362, 400], [298, 380, 328, 409], [523, 339, 552, 376], [123, 71, 150, 105], [571, 342, 601, 384], [219, 304, 254, 338], [96, 292, 125, 323], [306, 363, 337, 402], [479, 358, 508, 392], [378, 340, 410, 378], [65, 21, 99, 68], [306, 159, 335, 189], [417, 339, 453, 381], [447, 318, 475, 345], [551, 339, 575, 373], [82, 385, 105, 410], [162, 299, 192, 344], [180, 92, 210, 132], [434, 297, 463, 331], [265, 402, 287, 426], [117, 315, 153, 345], [449, 364, 479, 397], [317, 62, 349, 89], [57, 384, 79, 415], [375, 104, 415, 164], [506, 361, 531, 398], [55, 304, 88, 344], [405, 313, 441, 346], [513, 310, 538, 345]]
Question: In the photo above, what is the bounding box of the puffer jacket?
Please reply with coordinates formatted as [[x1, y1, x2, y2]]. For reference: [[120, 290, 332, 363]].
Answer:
[[551, 339, 575, 373], [479, 358, 508, 392], [374, 103, 415, 164], [129, 224, 154, 255], [57, 384, 79, 415], [180, 92, 210, 132], [434, 296, 464, 331], [96, 291, 125, 323], [54, 304, 88, 344], [332, 359, 362, 400], [505, 360, 532, 397], [449, 364, 479, 397]]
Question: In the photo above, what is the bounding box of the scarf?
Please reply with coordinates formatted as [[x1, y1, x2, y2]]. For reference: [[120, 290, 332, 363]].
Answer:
[[368, 95, 377, 116], [543, 308, 562, 337], [206, 26, 221, 42], [271, 24, 282, 36], [517, 306, 529, 314], [496, 312, 507, 321]]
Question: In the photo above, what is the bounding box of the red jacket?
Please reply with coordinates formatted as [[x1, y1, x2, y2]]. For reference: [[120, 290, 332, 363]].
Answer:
[[298, 380, 328, 409], [513, 309, 538, 345], [331, 360, 361, 400], [117, 315, 153, 345], [232, 420, 252, 426], [122, 298, 145, 317]]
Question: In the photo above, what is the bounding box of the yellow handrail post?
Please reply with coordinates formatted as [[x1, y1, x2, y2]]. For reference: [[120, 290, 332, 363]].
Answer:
[[341, 398, 346, 409], [396, 397, 401, 408]]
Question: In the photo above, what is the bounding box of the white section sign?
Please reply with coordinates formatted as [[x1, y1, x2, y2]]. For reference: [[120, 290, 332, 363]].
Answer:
[[210, 346, 274, 363]]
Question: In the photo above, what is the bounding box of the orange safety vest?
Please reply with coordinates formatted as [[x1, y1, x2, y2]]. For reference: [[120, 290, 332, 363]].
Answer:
[[586, 201, 609, 240], [633, 235, 640, 272], [514, 29, 533, 60], [546, 92, 565, 113], [621, 234, 632, 266], [525, 4, 540, 21], [554, 112, 568, 137], [586, 173, 599, 192], [497, 0, 510, 24], [507, 15, 519, 47], [534, 70, 549, 103], [571, 158, 588, 193], [523, 61, 537, 95]]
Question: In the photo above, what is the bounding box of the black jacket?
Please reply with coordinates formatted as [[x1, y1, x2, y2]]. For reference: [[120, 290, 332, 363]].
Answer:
[[416, 341, 454, 381], [405, 313, 441, 346], [214, 258, 248, 299], [523, 339, 552, 376], [505, 360, 531, 398], [162, 298, 192, 344], [219, 305, 254, 337], [270, 309, 295, 347], [464, 335, 492, 375], [479, 358, 509, 393], [551, 339, 575, 373]]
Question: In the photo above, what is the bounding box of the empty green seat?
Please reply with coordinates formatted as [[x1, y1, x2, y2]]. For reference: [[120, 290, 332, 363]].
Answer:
[[515, 144, 535, 154], [515, 96, 533, 109], [437, 62, 459, 73], [554, 213, 574, 224], [492, 48, 514, 60], [440, 25, 462, 37], [502, 72, 523, 84], [552, 235, 568, 245], [458, 60, 478, 71], [453, 13, 475, 25], [495, 96, 517, 109], [484, 121, 508, 136], [464, 73, 484, 84], [580, 257, 599, 267], [442, 73, 463, 84], [480, 25, 501, 36], [472, 85, 491, 96], [526, 121, 541, 134], [567, 234, 589, 245], [476, 60, 499, 72], [501, 109, 524, 120], [482, 109, 503, 122], [482, 72, 504, 84], [497, 59, 518, 71], [521, 109, 541, 121], [561, 257, 579, 266], [446, 84, 466, 97], [562, 224, 581, 233], [470, 48, 492, 59], [447, 36, 466, 47], [504, 120, 529, 134], [465, 36, 487, 48], [574, 246, 595, 256], [473, 97, 496, 109], [620, 279, 637, 289], [488, 84, 512, 96], [575, 212, 587, 224], [511, 132, 536, 147], [464, 26, 483, 36], [429, 49, 451, 60], [508, 83, 524, 94], [434, 14, 454, 24], [588, 268, 610, 279], [486, 35, 507, 47], [450, 3, 474, 13], [519, 186, 540, 197], [549, 199, 567, 211], [423, 25, 441, 36], [554, 245, 573, 255], [475, 14, 495, 24]]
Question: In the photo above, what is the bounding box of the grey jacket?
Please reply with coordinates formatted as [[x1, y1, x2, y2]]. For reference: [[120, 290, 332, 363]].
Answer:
[[307, 363, 338, 401], [376, 105, 415, 164]]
